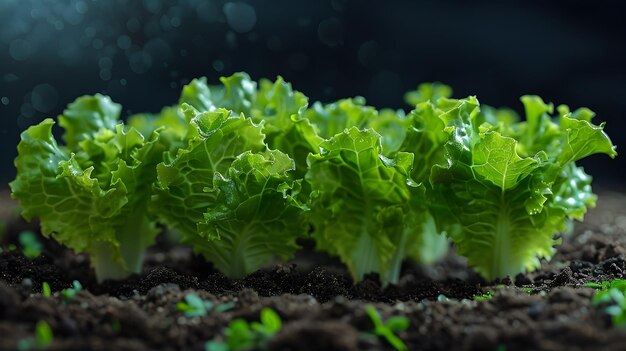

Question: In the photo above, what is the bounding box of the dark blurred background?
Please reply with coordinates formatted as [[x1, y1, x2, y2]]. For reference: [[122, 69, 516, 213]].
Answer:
[[1, 0, 624, 187]]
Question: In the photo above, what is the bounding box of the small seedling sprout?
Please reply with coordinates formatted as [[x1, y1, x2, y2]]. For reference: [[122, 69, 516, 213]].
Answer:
[[205, 307, 282, 351], [584, 280, 626, 290], [61, 280, 82, 302], [177, 293, 235, 317], [42, 282, 51, 298], [17, 320, 53, 350], [365, 305, 409, 351], [473, 291, 494, 301], [35, 321, 53, 349], [590, 279, 626, 327], [18, 231, 42, 258]]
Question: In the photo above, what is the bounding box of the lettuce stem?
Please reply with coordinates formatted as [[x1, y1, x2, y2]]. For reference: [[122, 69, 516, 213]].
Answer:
[[90, 212, 155, 282]]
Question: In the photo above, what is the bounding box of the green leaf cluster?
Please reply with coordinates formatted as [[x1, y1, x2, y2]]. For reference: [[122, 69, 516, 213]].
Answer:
[[11, 73, 616, 283], [152, 106, 307, 278], [427, 95, 616, 280], [10, 95, 164, 282]]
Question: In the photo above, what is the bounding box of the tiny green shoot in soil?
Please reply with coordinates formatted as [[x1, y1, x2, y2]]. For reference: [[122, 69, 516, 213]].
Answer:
[[61, 280, 82, 302], [590, 279, 626, 327], [365, 305, 410, 351], [18, 231, 42, 258], [205, 307, 282, 351], [176, 293, 235, 317], [41, 282, 51, 297]]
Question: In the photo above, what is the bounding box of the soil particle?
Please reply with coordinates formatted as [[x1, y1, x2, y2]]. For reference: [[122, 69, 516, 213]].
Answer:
[[146, 283, 181, 301], [549, 266, 576, 287], [300, 266, 351, 302], [462, 327, 499, 351], [237, 288, 261, 306], [139, 266, 200, 293], [0, 281, 19, 318], [268, 320, 359, 351], [0, 251, 70, 295]]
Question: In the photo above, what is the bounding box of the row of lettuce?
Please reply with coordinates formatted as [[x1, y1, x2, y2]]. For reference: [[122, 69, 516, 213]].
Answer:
[[10, 73, 616, 284]]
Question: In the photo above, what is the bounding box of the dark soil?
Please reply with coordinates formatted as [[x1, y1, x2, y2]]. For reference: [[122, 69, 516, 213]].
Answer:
[[2, 189, 626, 350]]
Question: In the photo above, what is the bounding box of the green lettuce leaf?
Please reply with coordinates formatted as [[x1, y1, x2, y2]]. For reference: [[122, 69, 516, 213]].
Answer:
[[396, 102, 448, 184], [303, 97, 374, 139], [191, 150, 307, 277], [153, 106, 306, 277], [153, 106, 266, 237], [179, 72, 308, 140], [366, 108, 408, 155], [429, 96, 616, 280], [404, 82, 453, 107], [10, 96, 163, 282], [59, 94, 121, 147], [179, 73, 311, 175], [127, 105, 187, 157], [306, 127, 426, 284]]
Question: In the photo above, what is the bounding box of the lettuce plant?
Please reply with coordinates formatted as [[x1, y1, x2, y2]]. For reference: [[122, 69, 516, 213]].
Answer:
[[10, 95, 165, 282], [306, 127, 431, 283], [10, 73, 616, 284], [428, 96, 616, 280], [176, 75, 450, 281], [153, 105, 307, 277]]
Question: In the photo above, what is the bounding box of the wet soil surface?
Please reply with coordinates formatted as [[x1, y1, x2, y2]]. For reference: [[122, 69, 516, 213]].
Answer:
[[2, 189, 626, 350]]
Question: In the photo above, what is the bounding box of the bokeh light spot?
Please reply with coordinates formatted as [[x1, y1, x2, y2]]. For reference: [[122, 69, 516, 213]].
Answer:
[[129, 51, 153, 74], [318, 18, 343, 47], [144, 38, 172, 62], [30, 84, 59, 113], [223, 2, 257, 33], [9, 39, 33, 61], [1, 97, 9, 106], [100, 69, 111, 81], [143, 0, 162, 14], [196, 1, 218, 22], [99, 57, 113, 69], [225, 31, 237, 48], [127, 18, 141, 33], [3, 74, 19, 82], [92, 38, 104, 49], [117, 35, 132, 50], [20, 103, 34, 117], [358, 40, 379, 69], [75, 1, 88, 14], [213, 60, 225, 72]]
